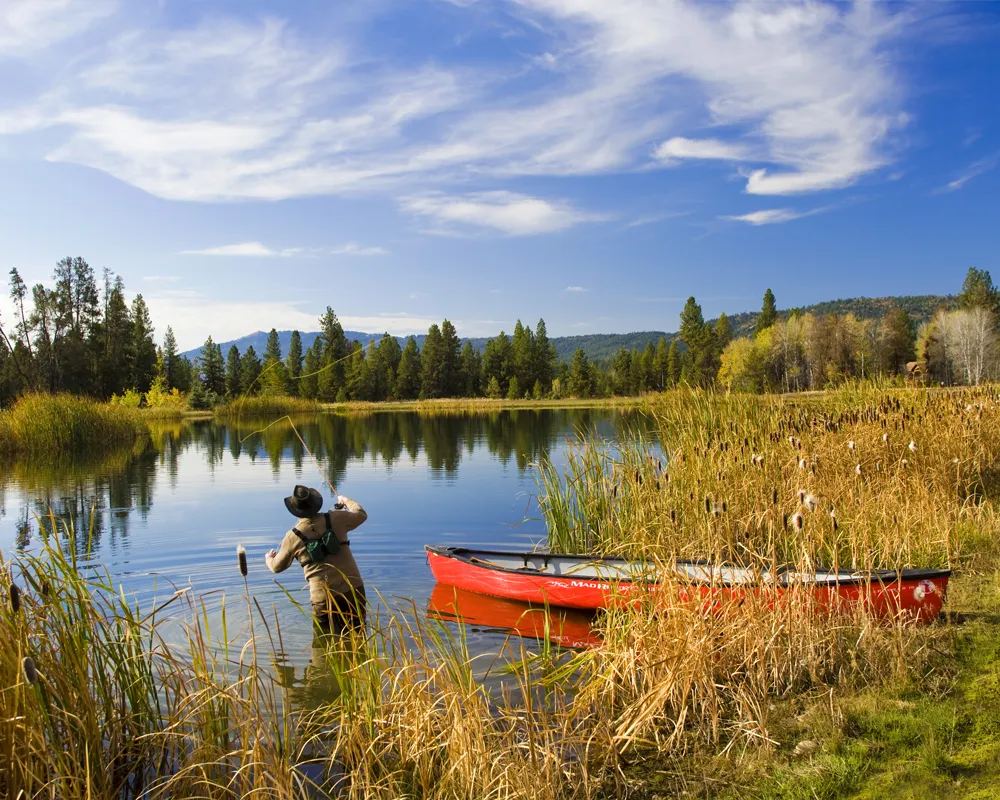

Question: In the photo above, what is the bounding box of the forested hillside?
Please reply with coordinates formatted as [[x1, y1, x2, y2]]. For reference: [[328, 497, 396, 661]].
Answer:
[[722, 295, 955, 339]]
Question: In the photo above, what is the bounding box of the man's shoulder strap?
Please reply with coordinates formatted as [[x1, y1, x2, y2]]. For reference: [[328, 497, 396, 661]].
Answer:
[[291, 513, 333, 543]]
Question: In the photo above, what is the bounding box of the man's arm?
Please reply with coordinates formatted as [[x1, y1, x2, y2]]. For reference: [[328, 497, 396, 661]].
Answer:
[[265, 530, 300, 573], [335, 495, 368, 534]]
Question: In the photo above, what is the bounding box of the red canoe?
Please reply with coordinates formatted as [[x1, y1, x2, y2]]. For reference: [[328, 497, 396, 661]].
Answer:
[[425, 545, 950, 623], [427, 584, 602, 649]]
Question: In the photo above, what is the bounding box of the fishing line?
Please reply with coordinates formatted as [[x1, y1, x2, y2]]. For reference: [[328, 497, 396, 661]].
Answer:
[[230, 348, 358, 498]]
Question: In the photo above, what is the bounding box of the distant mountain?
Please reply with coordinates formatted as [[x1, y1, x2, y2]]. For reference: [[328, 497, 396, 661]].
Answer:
[[181, 329, 672, 364], [180, 295, 955, 364]]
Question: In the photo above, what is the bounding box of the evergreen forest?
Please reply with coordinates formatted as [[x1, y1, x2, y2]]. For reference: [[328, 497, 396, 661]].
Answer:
[[1, 258, 996, 409]]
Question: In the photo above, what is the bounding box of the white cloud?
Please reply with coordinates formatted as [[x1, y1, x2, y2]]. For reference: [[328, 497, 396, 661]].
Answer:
[[0, 0, 117, 57], [654, 137, 749, 163], [563, 285, 587, 292], [330, 242, 389, 256], [401, 191, 608, 236], [0, 2, 920, 201], [938, 154, 999, 193], [722, 207, 826, 225], [180, 242, 303, 257]]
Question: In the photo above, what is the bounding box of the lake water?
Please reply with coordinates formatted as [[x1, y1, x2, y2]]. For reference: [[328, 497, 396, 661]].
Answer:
[[0, 408, 655, 686]]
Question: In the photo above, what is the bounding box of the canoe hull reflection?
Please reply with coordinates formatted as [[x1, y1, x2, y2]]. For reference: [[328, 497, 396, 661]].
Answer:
[[427, 583, 601, 649], [424, 545, 950, 623]]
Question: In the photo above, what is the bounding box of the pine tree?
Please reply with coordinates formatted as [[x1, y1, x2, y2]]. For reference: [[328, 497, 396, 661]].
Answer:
[[959, 267, 1000, 315], [512, 320, 535, 391], [198, 336, 225, 396], [666, 340, 680, 387], [568, 349, 593, 398], [173, 355, 194, 392], [240, 345, 262, 395], [285, 331, 303, 395], [375, 333, 402, 400], [612, 348, 632, 395], [506, 376, 520, 399], [460, 342, 481, 397], [163, 327, 180, 390], [420, 324, 445, 398], [881, 306, 916, 374], [755, 289, 778, 335], [485, 375, 502, 399], [396, 336, 422, 400], [715, 313, 732, 351], [654, 336, 669, 391], [131, 294, 157, 393], [225, 345, 242, 397], [317, 308, 348, 401], [482, 332, 512, 391], [533, 319, 557, 393], [260, 328, 288, 395], [101, 274, 133, 397], [440, 319, 462, 396], [300, 338, 321, 399], [640, 341, 656, 392]]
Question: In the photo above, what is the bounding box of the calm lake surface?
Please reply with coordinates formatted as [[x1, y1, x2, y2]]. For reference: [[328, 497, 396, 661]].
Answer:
[[0, 408, 655, 679]]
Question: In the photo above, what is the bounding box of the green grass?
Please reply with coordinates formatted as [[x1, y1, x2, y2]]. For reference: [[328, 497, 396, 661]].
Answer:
[[0, 392, 146, 456]]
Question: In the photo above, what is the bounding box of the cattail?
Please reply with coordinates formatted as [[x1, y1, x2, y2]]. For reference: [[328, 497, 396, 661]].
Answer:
[[901, 459, 909, 468], [670, 509, 676, 524], [612, 485, 617, 499], [882, 433, 889, 444], [22, 656, 38, 685], [908, 440, 917, 453], [9, 583, 21, 614], [804, 493, 818, 513], [782, 513, 789, 528], [237, 545, 248, 577], [722, 501, 727, 513], [712, 503, 721, 518], [40, 582, 49, 599], [772, 488, 778, 505], [798, 489, 806, 504], [855, 463, 863, 476], [792, 512, 803, 530], [705, 496, 711, 514], [798, 458, 807, 470], [848, 440, 855, 451]]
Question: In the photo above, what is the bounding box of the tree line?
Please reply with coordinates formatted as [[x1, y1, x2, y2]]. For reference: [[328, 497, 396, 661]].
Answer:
[[3, 257, 996, 409]]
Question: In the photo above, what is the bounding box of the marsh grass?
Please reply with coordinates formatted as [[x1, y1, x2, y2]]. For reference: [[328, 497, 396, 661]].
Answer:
[[214, 395, 321, 421], [0, 392, 146, 457], [3, 384, 999, 798]]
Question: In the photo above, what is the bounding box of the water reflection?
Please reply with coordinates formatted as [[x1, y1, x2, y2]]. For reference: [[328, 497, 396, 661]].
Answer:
[[0, 407, 652, 673]]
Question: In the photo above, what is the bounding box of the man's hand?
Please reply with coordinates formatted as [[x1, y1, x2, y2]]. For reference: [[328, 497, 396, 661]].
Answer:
[[264, 549, 277, 571]]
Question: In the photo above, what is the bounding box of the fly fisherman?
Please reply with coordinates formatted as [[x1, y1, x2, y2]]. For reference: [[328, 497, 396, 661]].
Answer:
[[265, 485, 368, 634]]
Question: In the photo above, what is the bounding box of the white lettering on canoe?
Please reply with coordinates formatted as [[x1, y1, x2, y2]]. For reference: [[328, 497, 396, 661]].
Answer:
[[545, 580, 633, 592]]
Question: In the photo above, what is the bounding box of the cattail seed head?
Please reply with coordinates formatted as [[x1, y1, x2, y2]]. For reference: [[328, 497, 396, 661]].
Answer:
[[782, 513, 789, 528], [670, 509, 676, 524], [22, 656, 38, 685], [237, 545, 248, 577], [901, 459, 909, 468], [772, 488, 778, 505], [855, 463, 863, 476], [798, 489, 806, 504], [848, 440, 855, 451], [804, 493, 818, 513], [9, 583, 21, 614], [705, 496, 711, 514], [908, 440, 917, 453], [798, 458, 807, 470], [792, 512, 803, 530]]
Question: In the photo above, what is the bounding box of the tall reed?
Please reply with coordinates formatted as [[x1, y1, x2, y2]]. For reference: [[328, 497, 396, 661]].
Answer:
[[0, 392, 146, 456], [214, 395, 321, 421]]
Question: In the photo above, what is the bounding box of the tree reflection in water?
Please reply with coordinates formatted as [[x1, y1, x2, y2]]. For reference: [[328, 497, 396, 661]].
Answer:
[[0, 408, 654, 555]]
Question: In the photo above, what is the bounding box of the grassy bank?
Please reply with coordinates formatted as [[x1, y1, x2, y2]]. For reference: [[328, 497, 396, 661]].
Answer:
[[326, 395, 650, 416], [3, 385, 1000, 798], [0, 393, 147, 457], [214, 394, 322, 421]]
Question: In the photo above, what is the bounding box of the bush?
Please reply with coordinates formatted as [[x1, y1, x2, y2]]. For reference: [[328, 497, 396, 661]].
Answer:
[[110, 388, 143, 407]]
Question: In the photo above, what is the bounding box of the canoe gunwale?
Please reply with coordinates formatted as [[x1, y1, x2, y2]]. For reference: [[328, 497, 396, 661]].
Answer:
[[424, 545, 952, 589]]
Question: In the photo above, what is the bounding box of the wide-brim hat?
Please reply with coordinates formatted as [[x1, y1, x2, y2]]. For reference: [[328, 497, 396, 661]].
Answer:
[[284, 485, 323, 518]]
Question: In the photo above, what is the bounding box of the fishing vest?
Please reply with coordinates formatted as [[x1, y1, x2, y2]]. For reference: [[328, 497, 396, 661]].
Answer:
[[292, 512, 347, 564]]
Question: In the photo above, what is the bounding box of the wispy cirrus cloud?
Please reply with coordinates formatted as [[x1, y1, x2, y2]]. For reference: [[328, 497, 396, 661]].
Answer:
[[722, 206, 830, 225], [0, 0, 118, 56], [0, 2, 926, 203], [180, 242, 304, 257], [563, 285, 587, 293], [937, 153, 999, 193], [401, 191, 609, 236], [180, 241, 387, 257]]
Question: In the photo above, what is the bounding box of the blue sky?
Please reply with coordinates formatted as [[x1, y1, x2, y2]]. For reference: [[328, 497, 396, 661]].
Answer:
[[1, 0, 998, 351]]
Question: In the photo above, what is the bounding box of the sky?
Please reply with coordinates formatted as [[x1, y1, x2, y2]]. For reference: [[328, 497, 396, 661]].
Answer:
[[1, 0, 999, 351]]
